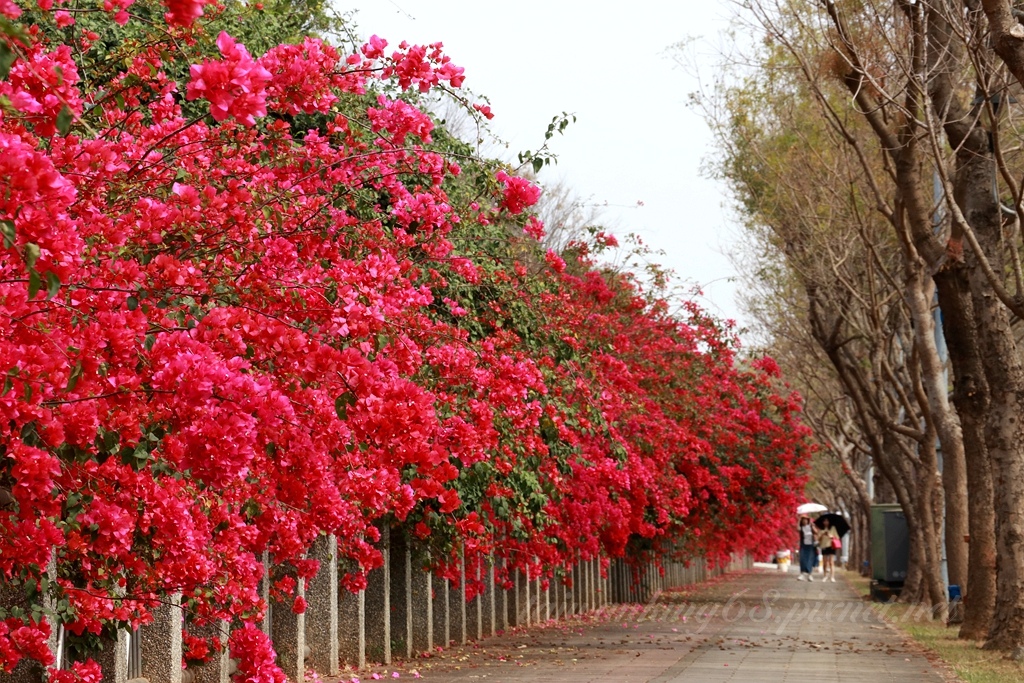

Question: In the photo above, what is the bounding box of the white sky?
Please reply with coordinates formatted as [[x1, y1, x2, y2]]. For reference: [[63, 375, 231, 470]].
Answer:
[[340, 1, 744, 328]]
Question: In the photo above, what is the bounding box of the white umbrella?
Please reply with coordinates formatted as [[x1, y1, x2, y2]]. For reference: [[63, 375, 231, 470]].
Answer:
[[797, 502, 829, 515]]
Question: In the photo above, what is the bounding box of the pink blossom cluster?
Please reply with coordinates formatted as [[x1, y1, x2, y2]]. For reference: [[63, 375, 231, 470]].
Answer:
[[0, 43, 82, 137], [260, 38, 342, 115], [367, 95, 434, 146], [163, 0, 207, 26], [229, 625, 287, 683], [495, 170, 542, 215], [187, 32, 271, 126], [383, 41, 466, 92]]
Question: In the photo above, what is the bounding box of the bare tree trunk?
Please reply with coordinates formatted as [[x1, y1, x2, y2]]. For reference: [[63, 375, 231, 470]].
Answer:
[[930, 1, 1024, 650], [934, 266, 997, 640], [876, 431, 935, 608], [965, 261, 1024, 650], [979, 0, 1024, 90], [874, 471, 896, 504], [916, 437, 949, 618], [903, 522, 924, 603], [902, 257, 969, 600], [941, 443, 970, 609], [854, 505, 871, 577], [956, 149, 1024, 651], [861, 507, 872, 577]]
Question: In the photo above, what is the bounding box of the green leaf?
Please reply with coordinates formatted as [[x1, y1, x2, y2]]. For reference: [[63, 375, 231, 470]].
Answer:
[[66, 362, 83, 392], [45, 271, 60, 300], [100, 430, 119, 453], [0, 219, 14, 248], [334, 391, 357, 420], [55, 107, 73, 136], [27, 269, 41, 300], [0, 17, 31, 44], [55, 106, 73, 136], [24, 243, 39, 270], [126, 296, 139, 311], [0, 41, 14, 81]]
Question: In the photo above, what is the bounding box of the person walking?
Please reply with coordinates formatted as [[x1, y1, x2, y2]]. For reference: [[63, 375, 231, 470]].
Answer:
[[797, 515, 816, 581], [817, 517, 840, 582]]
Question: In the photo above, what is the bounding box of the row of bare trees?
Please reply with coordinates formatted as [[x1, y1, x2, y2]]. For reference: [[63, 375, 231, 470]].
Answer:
[[699, 0, 1024, 653]]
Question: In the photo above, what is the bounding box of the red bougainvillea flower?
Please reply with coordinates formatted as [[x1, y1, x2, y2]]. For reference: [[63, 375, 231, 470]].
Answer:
[[473, 102, 494, 119], [0, 0, 21, 18], [186, 32, 271, 125], [495, 170, 541, 215], [163, 0, 207, 26], [291, 596, 308, 615]]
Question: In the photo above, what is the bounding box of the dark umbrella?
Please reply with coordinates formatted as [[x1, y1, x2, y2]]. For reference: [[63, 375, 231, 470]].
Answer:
[[813, 513, 850, 537]]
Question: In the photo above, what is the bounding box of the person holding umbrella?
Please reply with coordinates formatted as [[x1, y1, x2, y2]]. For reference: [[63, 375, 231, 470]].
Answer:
[[814, 514, 849, 582], [795, 503, 829, 580]]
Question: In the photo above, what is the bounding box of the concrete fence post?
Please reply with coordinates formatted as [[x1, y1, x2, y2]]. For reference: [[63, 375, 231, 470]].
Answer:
[[443, 576, 452, 647], [261, 550, 272, 636], [511, 565, 520, 628], [337, 557, 362, 670], [405, 544, 412, 659], [499, 557, 509, 632], [364, 526, 390, 665], [139, 593, 183, 683], [524, 565, 531, 627], [465, 555, 480, 642], [559, 573, 567, 618], [591, 559, 598, 611], [431, 573, 447, 650], [269, 564, 305, 683], [182, 613, 229, 683], [90, 629, 129, 683], [306, 534, 339, 676], [475, 562, 483, 641], [446, 565, 466, 647], [531, 564, 540, 624], [410, 550, 431, 655], [458, 544, 467, 645], [491, 552, 499, 638], [386, 532, 409, 661], [583, 561, 589, 611]]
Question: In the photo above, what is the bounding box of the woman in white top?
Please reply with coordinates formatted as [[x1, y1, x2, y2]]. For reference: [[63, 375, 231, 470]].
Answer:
[[817, 518, 840, 582]]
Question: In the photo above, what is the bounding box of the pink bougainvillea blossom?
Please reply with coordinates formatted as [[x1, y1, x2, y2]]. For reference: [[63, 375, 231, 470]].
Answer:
[[186, 32, 271, 125], [495, 170, 541, 215]]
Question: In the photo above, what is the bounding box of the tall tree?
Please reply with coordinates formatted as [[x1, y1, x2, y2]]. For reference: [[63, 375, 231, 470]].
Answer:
[[713, 0, 1019, 641], [702, 62, 951, 608]]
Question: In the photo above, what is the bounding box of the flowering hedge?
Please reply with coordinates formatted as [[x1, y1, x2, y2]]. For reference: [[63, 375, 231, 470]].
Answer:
[[0, 0, 812, 679]]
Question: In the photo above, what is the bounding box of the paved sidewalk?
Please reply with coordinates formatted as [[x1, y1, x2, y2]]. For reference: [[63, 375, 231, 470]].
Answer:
[[409, 568, 950, 683]]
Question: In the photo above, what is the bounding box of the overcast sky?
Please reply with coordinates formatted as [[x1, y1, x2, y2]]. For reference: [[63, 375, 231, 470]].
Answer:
[[341, 1, 744, 328]]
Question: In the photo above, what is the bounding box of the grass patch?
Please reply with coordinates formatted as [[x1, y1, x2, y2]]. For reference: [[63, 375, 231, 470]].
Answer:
[[844, 570, 871, 599], [899, 618, 1021, 683], [841, 572, 1024, 683]]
